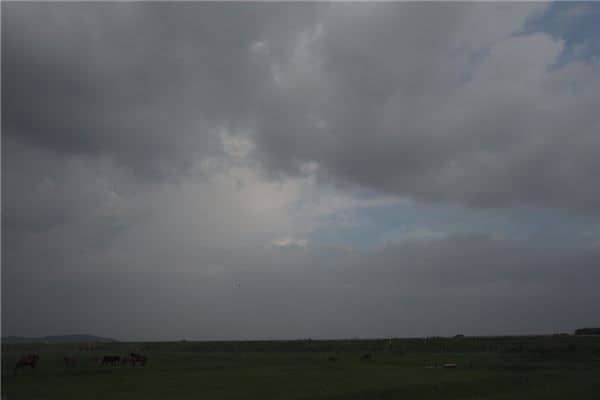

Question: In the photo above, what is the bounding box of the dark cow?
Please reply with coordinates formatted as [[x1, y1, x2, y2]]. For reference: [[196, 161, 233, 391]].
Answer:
[[101, 356, 120, 366], [130, 353, 147, 366], [120, 356, 135, 366], [63, 356, 78, 367], [360, 353, 373, 361], [14, 354, 39, 375]]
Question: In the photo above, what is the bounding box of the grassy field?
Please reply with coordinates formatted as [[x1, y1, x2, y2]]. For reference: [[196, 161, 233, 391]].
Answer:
[[2, 335, 600, 399]]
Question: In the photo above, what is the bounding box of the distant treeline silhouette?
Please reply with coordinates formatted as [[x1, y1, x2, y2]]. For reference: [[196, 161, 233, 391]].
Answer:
[[574, 328, 600, 335]]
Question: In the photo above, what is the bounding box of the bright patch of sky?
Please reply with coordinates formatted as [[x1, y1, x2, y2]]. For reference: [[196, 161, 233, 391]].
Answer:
[[309, 200, 598, 250], [523, 2, 600, 64]]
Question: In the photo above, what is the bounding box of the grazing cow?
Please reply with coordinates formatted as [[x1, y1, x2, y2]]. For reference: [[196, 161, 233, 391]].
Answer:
[[101, 356, 120, 366], [360, 353, 372, 361], [130, 353, 147, 366], [14, 354, 39, 376], [63, 356, 78, 367], [120, 356, 135, 366], [328, 355, 338, 362]]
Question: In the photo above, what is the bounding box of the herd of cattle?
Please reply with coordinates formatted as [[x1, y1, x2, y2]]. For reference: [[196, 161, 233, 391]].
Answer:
[[14, 351, 452, 376], [13, 352, 147, 375]]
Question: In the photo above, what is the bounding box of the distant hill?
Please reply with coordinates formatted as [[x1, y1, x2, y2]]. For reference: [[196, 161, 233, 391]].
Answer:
[[574, 328, 600, 336], [2, 334, 116, 344]]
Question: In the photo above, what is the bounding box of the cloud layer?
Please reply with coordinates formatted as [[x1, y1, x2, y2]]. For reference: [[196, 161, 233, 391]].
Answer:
[[4, 231, 599, 340], [3, 3, 600, 339], [6, 3, 600, 211], [251, 3, 600, 211]]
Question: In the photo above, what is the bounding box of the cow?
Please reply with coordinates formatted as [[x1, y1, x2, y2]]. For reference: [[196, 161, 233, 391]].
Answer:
[[120, 356, 135, 366], [130, 353, 147, 366], [360, 353, 373, 361], [14, 354, 39, 376], [101, 356, 120, 366]]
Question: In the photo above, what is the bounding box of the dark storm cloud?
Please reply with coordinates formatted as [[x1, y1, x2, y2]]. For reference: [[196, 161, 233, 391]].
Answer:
[[3, 3, 600, 340], [2, 2, 319, 179], [1, 135, 145, 244], [1, 2, 319, 244], [251, 3, 600, 212], [4, 3, 600, 210]]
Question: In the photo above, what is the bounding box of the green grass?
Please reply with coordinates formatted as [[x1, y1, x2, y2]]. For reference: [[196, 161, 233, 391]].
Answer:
[[3, 336, 600, 399]]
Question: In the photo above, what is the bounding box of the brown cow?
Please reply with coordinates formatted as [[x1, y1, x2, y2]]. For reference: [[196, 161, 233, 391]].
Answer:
[[120, 356, 135, 366], [130, 353, 147, 366], [101, 355, 120, 366], [14, 354, 39, 376]]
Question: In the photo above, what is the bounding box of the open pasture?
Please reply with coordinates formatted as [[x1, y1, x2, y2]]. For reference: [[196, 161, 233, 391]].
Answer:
[[3, 335, 600, 399]]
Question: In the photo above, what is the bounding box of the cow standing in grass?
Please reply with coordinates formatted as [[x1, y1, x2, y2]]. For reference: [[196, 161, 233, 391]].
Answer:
[[14, 354, 39, 376], [130, 353, 147, 366], [101, 356, 120, 366], [120, 356, 135, 366]]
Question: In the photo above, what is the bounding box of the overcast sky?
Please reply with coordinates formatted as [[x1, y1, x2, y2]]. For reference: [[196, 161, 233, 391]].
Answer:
[[3, 2, 600, 341]]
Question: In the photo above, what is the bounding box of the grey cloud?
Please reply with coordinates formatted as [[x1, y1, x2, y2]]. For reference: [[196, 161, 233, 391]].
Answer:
[[7, 3, 599, 212], [251, 3, 600, 212], [3, 3, 600, 340], [5, 3, 600, 211], [1, 136, 147, 242], [1, 2, 315, 249], [2, 2, 318, 179], [3, 233, 599, 340]]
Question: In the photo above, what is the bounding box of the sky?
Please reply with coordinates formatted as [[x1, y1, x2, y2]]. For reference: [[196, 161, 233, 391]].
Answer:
[[2, 2, 600, 341]]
